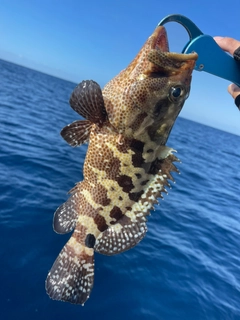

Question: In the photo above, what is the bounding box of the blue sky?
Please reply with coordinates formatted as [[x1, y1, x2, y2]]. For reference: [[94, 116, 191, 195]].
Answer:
[[0, 0, 240, 135]]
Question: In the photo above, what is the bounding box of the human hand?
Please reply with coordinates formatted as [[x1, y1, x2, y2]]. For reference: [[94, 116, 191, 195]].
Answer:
[[214, 37, 240, 109]]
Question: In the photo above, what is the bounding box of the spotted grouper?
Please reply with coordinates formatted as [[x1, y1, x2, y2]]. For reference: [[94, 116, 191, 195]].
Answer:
[[46, 25, 198, 305]]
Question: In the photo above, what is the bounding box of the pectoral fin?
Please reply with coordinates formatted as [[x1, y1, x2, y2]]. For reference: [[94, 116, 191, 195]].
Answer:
[[69, 80, 107, 126], [61, 120, 92, 147]]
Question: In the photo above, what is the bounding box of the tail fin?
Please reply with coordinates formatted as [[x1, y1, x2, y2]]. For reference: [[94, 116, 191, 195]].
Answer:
[[46, 240, 94, 305]]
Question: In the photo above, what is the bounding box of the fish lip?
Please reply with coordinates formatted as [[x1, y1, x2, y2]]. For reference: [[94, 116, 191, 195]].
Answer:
[[152, 26, 169, 52], [167, 51, 198, 61], [153, 26, 198, 61]]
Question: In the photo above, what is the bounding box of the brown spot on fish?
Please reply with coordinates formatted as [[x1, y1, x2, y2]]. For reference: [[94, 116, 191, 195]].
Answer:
[[117, 175, 134, 193], [129, 190, 144, 202], [118, 214, 132, 226], [110, 206, 124, 221], [91, 184, 111, 207], [131, 141, 145, 167], [72, 224, 88, 244], [140, 180, 149, 186], [93, 211, 108, 232], [116, 139, 131, 153], [129, 139, 144, 152]]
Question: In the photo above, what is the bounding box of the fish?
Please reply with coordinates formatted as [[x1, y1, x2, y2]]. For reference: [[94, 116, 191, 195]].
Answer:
[[45, 25, 198, 305]]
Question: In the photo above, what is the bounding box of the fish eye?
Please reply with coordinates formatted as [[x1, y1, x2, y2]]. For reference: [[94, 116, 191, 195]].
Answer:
[[169, 86, 186, 102]]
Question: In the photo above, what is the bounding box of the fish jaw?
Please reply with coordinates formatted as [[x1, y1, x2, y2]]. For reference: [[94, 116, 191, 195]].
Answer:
[[103, 26, 198, 144]]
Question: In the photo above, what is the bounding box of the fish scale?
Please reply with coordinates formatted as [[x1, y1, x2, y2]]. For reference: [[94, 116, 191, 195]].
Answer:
[[46, 25, 198, 305]]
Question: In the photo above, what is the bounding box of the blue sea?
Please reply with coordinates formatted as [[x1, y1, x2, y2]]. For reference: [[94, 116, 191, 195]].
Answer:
[[1, 58, 240, 320]]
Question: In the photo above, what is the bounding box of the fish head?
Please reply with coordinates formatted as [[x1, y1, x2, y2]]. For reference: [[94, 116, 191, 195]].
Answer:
[[103, 26, 198, 144]]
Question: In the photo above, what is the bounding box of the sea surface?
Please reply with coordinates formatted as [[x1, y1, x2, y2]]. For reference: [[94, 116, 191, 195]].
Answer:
[[0, 58, 240, 320]]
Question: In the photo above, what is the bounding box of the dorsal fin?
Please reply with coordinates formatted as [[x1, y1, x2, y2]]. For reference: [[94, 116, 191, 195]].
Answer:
[[94, 153, 180, 255], [69, 80, 107, 126], [61, 120, 92, 147]]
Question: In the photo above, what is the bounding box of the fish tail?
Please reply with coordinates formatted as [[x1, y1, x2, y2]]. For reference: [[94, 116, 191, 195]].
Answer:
[[46, 236, 94, 305]]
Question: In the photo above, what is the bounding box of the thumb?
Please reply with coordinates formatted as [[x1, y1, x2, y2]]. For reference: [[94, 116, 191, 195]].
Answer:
[[214, 37, 240, 56]]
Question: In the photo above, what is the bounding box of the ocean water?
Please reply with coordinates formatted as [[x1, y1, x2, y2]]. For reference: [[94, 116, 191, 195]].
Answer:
[[0, 58, 240, 320]]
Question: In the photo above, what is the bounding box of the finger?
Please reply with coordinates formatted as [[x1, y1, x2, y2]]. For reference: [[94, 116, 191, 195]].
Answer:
[[228, 83, 240, 99], [214, 37, 240, 55]]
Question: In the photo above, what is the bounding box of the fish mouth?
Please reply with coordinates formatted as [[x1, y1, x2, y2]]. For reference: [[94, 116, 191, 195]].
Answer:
[[140, 25, 198, 77], [151, 25, 170, 52], [151, 26, 198, 63]]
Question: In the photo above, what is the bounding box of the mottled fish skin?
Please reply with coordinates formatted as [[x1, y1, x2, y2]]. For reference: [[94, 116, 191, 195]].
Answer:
[[46, 26, 198, 305]]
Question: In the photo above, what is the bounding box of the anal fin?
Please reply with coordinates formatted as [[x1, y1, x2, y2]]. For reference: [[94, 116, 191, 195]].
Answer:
[[61, 120, 92, 147], [94, 215, 147, 256]]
